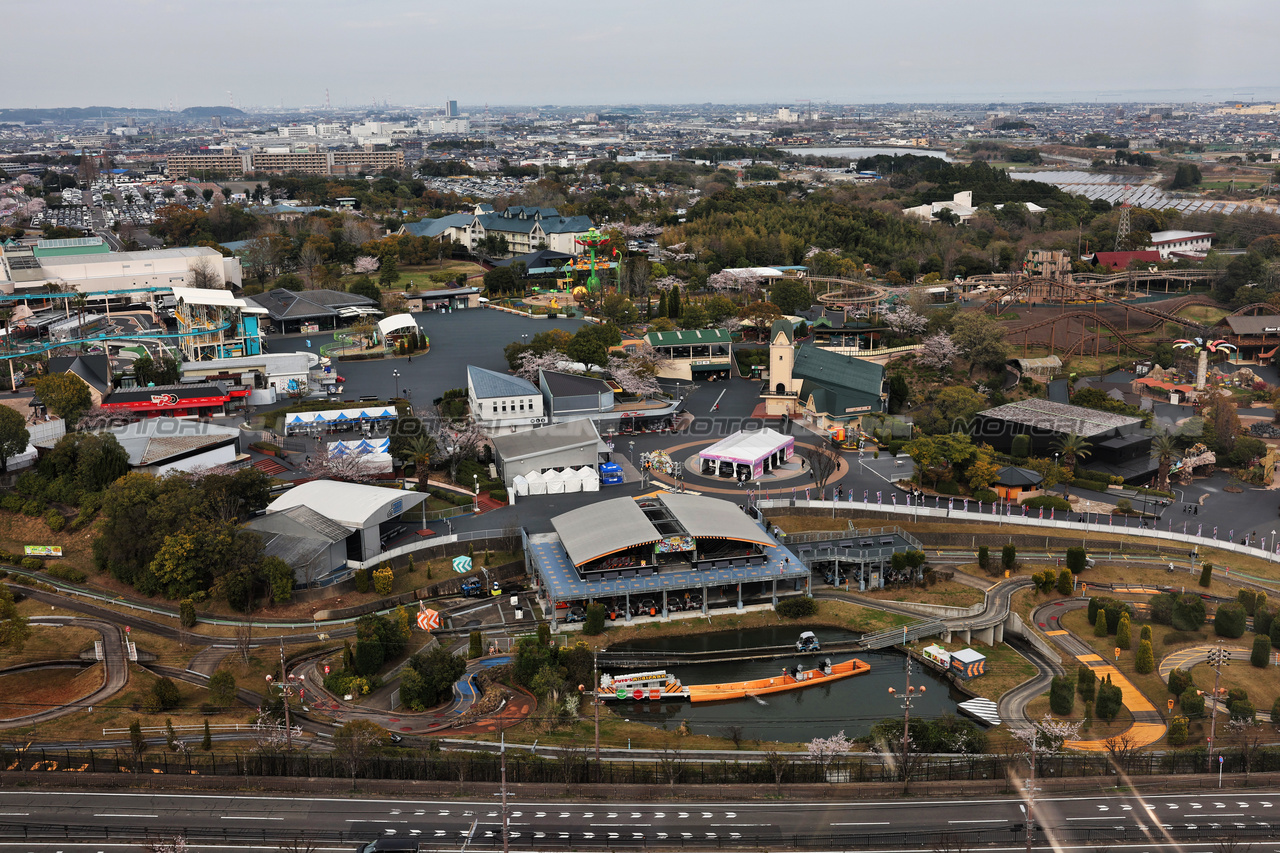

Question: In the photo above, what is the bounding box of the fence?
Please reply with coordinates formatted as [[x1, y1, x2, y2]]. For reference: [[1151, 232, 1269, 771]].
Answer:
[[0, 744, 1271, 786]]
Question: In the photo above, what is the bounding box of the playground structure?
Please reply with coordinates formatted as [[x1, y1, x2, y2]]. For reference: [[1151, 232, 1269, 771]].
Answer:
[[562, 227, 618, 297]]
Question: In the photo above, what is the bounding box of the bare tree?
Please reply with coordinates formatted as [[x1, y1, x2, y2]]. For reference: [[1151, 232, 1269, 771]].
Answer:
[[1103, 731, 1140, 775], [187, 256, 220, 289], [762, 750, 790, 793], [655, 740, 685, 792], [234, 611, 253, 665], [145, 835, 188, 853], [802, 445, 842, 499]]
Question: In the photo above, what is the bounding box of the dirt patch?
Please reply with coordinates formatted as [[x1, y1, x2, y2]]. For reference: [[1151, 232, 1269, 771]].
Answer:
[[0, 510, 97, 573], [0, 664, 101, 719]]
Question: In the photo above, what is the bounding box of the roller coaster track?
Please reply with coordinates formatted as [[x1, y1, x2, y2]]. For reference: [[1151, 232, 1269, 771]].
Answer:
[[1230, 302, 1277, 316], [1006, 310, 1157, 357], [980, 276, 1214, 333]]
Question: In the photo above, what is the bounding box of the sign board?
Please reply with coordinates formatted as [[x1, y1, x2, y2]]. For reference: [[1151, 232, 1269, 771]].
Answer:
[[24, 545, 63, 558], [452, 555, 472, 574], [324, 665, 331, 675], [150, 393, 180, 406], [416, 609, 440, 631]]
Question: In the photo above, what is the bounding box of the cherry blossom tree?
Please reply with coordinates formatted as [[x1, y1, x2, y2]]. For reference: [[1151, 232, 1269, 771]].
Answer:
[[301, 451, 382, 483], [607, 353, 662, 397], [353, 255, 380, 274], [651, 276, 683, 292], [916, 332, 962, 369], [515, 349, 574, 382], [807, 730, 852, 780], [883, 306, 928, 336]]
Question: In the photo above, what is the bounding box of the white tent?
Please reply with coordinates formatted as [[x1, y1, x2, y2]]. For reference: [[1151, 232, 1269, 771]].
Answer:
[[525, 469, 547, 495], [562, 467, 582, 493], [512, 474, 530, 497], [575, 466, 600, 492], [544, 468, 567, 494]]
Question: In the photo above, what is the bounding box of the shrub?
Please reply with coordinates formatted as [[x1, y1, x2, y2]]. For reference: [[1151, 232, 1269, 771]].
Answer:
[[1256, 606, 1275, 638], [1272, 618, 1280, 648], [1229, 699, 1256, 722], [1272, 697, 1280, 725], [353, 638, 384, 675], [1167, 715, 1189, 746], [1077, 664, 1097, 702], [1146, 591, 1172, 625], [1001, 543, 1017, 572], [936, 480, 960, 495], [1199, 562, 1213, 588], [44, 564, 86, 583], [44, 509, 65, 532], [1172, 594, 1207, 631], [1135, 639, 1155, 674], [489, 489, 508, 502], [1239, 589, 1266, 616], [20, 557, 43, 571], [1115, 498, 1133, 515], [1022, 495, 1071, 512], [354, 568, 370, 593], [1011, 434, 1030, 458], [179, 599, 197, 629], [1057, 568, 1074, 596], [1094, 607, 1108, 637], [972, 489, 997, 504], [776, 597, 818, 619], [1095, 676, 1123, 721], [468, 631, 483, 659], [583, 602, 607, 635], [1168, 667, 1193, 696], [21, 499, 43, 517], [977, 546, 990, 572], [147, 676, 182, 713], [373, 566, 394, 596], [1065, 547, 1087, 573], [1104, 600, 1133, 633], [207, 670, 236, 709], [1116, 613, 1132, 649], [1214, 602, 1248, 638], [1049, 674, 1076, 715], [1140, 624, 1152, 643], [1180, 690, 1206, 717], [1253, 633, 1272, 668]]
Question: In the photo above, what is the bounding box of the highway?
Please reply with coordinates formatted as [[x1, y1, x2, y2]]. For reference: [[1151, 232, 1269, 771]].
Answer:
[[4, 789, 1280, 851]]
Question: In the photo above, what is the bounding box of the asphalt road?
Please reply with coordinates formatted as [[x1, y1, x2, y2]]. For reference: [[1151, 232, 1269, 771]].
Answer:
[[4, 789, 1280, 851]]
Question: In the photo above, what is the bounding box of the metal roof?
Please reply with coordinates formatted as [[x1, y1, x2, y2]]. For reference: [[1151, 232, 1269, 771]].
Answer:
[[658, 493, 773, 546], [266, 480, 427, 530], [977, 398, 1142, 436], [467, 365, 538, 399], [644, 328, 732, 347], [552, 497, 659, 567], [491, 419, 602, 463]]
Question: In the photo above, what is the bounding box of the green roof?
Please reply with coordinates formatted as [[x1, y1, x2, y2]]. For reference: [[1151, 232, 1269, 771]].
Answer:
[[644, 328, 732, 347], [770, 318, 794, 343], [792, 345, 885, 415]]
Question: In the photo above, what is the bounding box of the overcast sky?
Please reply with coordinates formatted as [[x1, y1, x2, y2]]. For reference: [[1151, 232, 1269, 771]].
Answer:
[[11, 0, 1280, 110]]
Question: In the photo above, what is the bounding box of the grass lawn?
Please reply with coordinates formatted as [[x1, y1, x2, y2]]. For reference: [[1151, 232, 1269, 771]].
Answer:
[[1189, 651, 1280, 718], [859, 580, 985, 609], [0, 665, 103, 720], [1177, 305, 1230, 324], [922, 638, 1038, 702], [5, 601, 99, 665], [0, 511, 98, 574]]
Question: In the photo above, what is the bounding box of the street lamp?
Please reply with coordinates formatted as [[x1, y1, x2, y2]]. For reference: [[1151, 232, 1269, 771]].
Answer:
[[264, 664, 301, 751], [391, 369, 400, 401], [473, 473, 480, 513]]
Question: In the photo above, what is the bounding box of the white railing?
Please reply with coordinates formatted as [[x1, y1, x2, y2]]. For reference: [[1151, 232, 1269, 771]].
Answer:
[[758, 498, 1280, 572], [102, 723, 255, 736]]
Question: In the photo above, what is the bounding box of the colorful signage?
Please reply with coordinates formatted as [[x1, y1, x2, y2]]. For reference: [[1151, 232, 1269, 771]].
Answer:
[[24, 545, 63, 558]]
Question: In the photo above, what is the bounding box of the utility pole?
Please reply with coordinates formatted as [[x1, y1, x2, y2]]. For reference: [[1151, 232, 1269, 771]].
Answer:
[[1206, 644, 1231, 770], [264, 639, 296, 751], [886, 658, 924, 794], [500, 731, 509, 853], [593, 650, 601, 762]]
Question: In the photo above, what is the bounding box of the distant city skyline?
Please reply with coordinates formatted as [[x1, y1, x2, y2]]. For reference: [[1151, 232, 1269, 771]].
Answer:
[[8, 0, 1280, 110]]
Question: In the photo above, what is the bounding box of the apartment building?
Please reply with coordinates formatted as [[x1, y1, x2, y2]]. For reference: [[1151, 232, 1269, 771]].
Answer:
[[166, 147, 404, 178]]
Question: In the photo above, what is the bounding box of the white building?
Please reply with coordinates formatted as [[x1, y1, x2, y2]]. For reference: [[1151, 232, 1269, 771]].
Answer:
[[30, 247, 242, 297], [422, 119, 471, 134], [467, 365, 546, 435], [903, 191, 978, 224], [1148, 230, 1215, 260], [105, 418, 241, 475]]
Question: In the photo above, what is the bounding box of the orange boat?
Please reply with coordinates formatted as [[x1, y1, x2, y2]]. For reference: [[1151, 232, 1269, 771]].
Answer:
[[685, 658, 869, 704]]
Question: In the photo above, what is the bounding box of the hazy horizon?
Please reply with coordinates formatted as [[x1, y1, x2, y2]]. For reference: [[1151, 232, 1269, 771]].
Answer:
[[8, 0, 1278, 112]]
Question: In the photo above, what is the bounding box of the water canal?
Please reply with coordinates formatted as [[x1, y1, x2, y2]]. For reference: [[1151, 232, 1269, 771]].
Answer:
[[602, 626, 964, 742]]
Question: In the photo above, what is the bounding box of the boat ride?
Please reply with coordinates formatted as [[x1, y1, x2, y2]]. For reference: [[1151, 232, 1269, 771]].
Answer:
[[598, 657, 870, 704]]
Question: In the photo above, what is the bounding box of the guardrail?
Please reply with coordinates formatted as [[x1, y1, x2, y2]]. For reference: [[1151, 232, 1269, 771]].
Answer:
[[102, 723, 255, 736]]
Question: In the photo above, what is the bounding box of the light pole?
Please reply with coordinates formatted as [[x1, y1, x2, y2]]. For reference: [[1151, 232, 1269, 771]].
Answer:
[[1206, 644, 1231, 770], [886, 658, 925, 794], [473, 473, 480, 513], [391, 368, 400, 401]]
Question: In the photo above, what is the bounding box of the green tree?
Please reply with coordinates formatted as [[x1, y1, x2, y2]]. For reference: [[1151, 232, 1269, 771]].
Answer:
[[1077, 664, 1097, 702], [179, 598, 197, 628], [348, 276, 382, 307], [1094, 607, 1109, 637], [208, 669, 237, 708], [679, 303, 709, 329], [0, 585, 30, 652], [1167, 715, 1189, 746], [483, 265, 517, 295], [1172, 593, 1207, 631], [1048, 674, 1075, 715], [1001, 543, 1016, 572], [128, 719, 147, 759], [1065, 547, 1087, 574], [1095, 676, 1123, 721], [915, 386, 987, 435], [583, 602, 607, 635], [1215, 602, 1248, 638], [1140, 624, 1152, 643], [0, 406, 29, 472], [949, 312, 1009, 371], [1010, 434, 1030, 459], [262, 556, 294, 604], [31, 373, 93, 426], [1150, 433, 1178, 492], [1199, 562, 1213, 588], [1051, 432, 1092, 473], [1168, 667, 1193, 697], [201, 719, 212, 751], [1135, 638, 1155, 674], [1169, 163, 1202, 189], [1116, 612, 1132, 649], [468, 630, 482, 659], [1253, 633, 1272, 668], [1180, 690, 1205, 717], [148, 676, 182, 712], [770, 279, 812, 314], [977, 546, 990, 572], [1057, 568, 1074, 596]]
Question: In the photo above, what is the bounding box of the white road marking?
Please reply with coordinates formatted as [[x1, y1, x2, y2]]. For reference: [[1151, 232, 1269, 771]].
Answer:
[[607, 812, 618, 818], [389, 809, 401, 815], [535, 812, 546, 818], [413, 810, 424, 816], [438, 810, 450, 816], [654, 813, 665, 818], [534, 832, 545, 839], [94, 815, 157, 819], [511, 811, 522, 817], [679, 812, 689, 819], [725, 812, 737, 818], [949, 819, 1006, 824], [433, 831, 445, 837], [681, 833, 693, 839], [223, 817, 283, 822], [559, 813, 569, 818], [631, 812, 642, 818], [558, 833, 568, 839], [408, 830, 419, 836], [1068, 817, 1128, 821], [0, 814, 28, 817], [1167, 804, 1179, 809], [702, 812, 713, 818], [607, 833, 619, 840], [832, 822, 891, 827], [657, 832, 668, 839], [1097, 806, 1109, 811], [591, 824, 651, 828], [582, 812, 594, 818], [582, 833, 594, 839]]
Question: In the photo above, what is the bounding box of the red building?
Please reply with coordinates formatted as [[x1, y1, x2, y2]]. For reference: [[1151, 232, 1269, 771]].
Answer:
[[99, 382, 249, 419]]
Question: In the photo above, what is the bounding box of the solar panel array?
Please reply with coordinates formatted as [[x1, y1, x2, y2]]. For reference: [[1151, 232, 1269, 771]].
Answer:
[[1016, 171, 1280, 216]]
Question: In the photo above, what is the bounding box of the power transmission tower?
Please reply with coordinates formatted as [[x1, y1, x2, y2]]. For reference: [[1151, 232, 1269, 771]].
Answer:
[[1115, 202, 1131, 250]]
